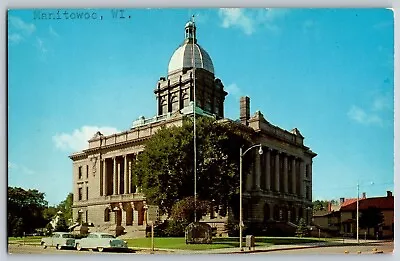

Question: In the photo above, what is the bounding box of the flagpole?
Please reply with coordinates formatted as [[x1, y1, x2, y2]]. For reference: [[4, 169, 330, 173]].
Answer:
[[191, 15, 197, 223]]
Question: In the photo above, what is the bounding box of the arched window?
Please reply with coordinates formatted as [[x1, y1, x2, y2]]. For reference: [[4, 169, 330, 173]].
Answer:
[[170, 96, 179, 112], [160, 100, 167, 115], [104, 208, 110, 222], [182, 94, 190, 107]]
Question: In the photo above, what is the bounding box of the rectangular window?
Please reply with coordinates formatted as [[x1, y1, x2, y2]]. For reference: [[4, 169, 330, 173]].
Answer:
[[86, 165, 89, 179], [78, 166, 82, 179], [86, 186, 89, 200], [78, 188, 83, 200], [85, 210, 88, 224]]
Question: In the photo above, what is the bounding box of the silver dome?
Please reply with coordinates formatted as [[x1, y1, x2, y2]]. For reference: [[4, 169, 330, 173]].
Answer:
[[168, 43, 215, 75]]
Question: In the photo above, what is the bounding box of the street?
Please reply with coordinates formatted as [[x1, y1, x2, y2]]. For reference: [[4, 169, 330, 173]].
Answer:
[[253, 241, 394, 255], [8, 241, 393, 255]]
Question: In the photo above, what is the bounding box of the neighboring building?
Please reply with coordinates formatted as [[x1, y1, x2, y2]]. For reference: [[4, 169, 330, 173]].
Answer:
[[312, 191, 394, 239], [340, 191, 394, 239], [69, 21, 316, 237]]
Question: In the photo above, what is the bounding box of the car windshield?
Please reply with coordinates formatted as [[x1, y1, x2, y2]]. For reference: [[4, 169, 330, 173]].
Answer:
[[101, 234, 115, 239], [62, 234, 74, 238]]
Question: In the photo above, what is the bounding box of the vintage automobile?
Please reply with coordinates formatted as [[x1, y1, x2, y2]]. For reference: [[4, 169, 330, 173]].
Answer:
[[75, 232, 128, 252], [40, 232, 76, 250]]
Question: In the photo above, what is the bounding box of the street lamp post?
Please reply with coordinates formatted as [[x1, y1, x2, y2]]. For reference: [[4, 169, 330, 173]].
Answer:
[[239, 144, 263, 251], [356, 182, 359, 244], [356, 181, 374, 244]]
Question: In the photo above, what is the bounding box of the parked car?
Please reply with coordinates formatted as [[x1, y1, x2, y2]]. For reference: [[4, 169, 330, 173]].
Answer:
[[40, 232, 76, 250], [75, 232, 128, 252]]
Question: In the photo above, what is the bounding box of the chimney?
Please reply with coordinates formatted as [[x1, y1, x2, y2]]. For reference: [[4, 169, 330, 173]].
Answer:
[[387, 191, 392, 197], [240, 96, 250, 126], [340, 198, 345, 205], [362, 192, 366, 199], [327, 202, 332, 212]]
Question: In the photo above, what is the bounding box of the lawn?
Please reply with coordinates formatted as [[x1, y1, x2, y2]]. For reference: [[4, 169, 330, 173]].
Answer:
[[8, 235, 331, 250], [8, 236, 42, 243], [125, 237, 326, 250]]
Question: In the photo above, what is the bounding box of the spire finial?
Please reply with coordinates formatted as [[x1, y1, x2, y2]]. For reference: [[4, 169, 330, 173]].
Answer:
[[184, 17, 197, 44]]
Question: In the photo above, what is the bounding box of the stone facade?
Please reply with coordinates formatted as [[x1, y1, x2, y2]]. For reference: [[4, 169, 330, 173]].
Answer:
[[69, 20, 316, 237]]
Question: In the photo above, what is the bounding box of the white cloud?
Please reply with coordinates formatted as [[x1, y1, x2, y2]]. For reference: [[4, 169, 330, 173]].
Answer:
[[8, 161, 35, 175], [52, 125, 120, 151], [218, 8, 289, 35], [8, 15, 36, 35], [8, 33, 23, 44], [347, 106, 383, 126], [225, 83, 242, 99], [372, 93, 392, 111], [49, 26, 59, 37], [219, 8, 254, 35], [36, 37, 48, 54]]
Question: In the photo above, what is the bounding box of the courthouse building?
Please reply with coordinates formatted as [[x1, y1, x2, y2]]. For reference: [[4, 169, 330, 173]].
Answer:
[[69, 21, 317, 237]]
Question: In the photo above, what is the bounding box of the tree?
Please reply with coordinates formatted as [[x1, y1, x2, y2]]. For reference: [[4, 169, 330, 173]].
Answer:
[[296, 218, 308, 237], [7, 186, 48, 236], [56, 193, 73, 225], [171, 197, 211, 223], [55, 214, 69, 232], [132, 116, 252, 216], [359, 207, 384, 235], [312, 200, 338, 212]]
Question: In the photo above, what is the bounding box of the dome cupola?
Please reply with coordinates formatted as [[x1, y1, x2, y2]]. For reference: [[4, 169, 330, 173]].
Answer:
[[168, 20, 214, 75]]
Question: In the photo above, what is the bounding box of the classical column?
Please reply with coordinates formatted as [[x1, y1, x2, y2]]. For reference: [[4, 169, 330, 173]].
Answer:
[[291, 157, 296, 195], [124, 155, 128, 194], [102, 159, 107, 196], [128, 157, 132, 194], [120, 203, 126, 226], [300, 160, 305, 199], [283, 154, 288, 194], [265, 148, 271, 191], [275, 151, 280, 192], [113, 157, 117, 195], [255, 151, 261, 190], [117, 159, 121, 195]]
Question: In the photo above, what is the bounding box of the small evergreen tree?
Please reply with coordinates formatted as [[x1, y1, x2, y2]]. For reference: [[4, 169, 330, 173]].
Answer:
[[55, 214, 69, 232], [296, 218, 308, 237]]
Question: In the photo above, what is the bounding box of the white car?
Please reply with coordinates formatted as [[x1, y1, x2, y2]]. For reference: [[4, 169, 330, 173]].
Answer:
[[40, 232, 76, 250], [75, 232, 128, 252]]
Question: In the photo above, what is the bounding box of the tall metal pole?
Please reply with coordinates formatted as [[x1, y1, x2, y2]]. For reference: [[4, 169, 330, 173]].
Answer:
[[191, 15, 197, 223], [356, 182, 359, 244], [239, 147, 243, 251]]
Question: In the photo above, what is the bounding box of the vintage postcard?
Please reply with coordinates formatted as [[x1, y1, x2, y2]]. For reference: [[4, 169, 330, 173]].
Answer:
[[7, 8, 394, 255]]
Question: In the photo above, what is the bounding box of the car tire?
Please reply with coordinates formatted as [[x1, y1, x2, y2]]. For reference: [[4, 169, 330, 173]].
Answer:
[[97, 247, 104, 252], [41, 242, 47, 249], [76, 243, 82, 251], [56, 244, 62, 250]]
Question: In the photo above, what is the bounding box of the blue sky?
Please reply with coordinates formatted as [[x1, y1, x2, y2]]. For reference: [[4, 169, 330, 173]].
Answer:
[[8, 8, 394, 206]]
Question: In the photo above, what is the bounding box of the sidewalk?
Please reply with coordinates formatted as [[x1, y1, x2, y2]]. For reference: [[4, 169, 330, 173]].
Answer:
[[134, 239, 388, 255]]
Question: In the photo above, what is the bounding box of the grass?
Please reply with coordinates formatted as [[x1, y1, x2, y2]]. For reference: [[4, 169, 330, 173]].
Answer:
[[125, 236, 329, 250], [7, 236, 334, 250], [8, 236, 42, 243], [126, 237, 272, 250]]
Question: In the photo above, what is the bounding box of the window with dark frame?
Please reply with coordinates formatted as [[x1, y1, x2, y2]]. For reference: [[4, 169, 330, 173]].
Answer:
[[78, 187, 82, 200], [78, 166, 82, 179]]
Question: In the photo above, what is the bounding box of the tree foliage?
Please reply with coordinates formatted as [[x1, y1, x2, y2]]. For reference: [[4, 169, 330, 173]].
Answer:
[[7, 186, 48, 236], [132, 116, 252, 216], [312, 200, 338, 211], [359, 207, 384, 234], [171, 197, 211, 223], [296, 218, 308, 237], [56, 193, 73, 225], [55, 214, 69, 232]]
